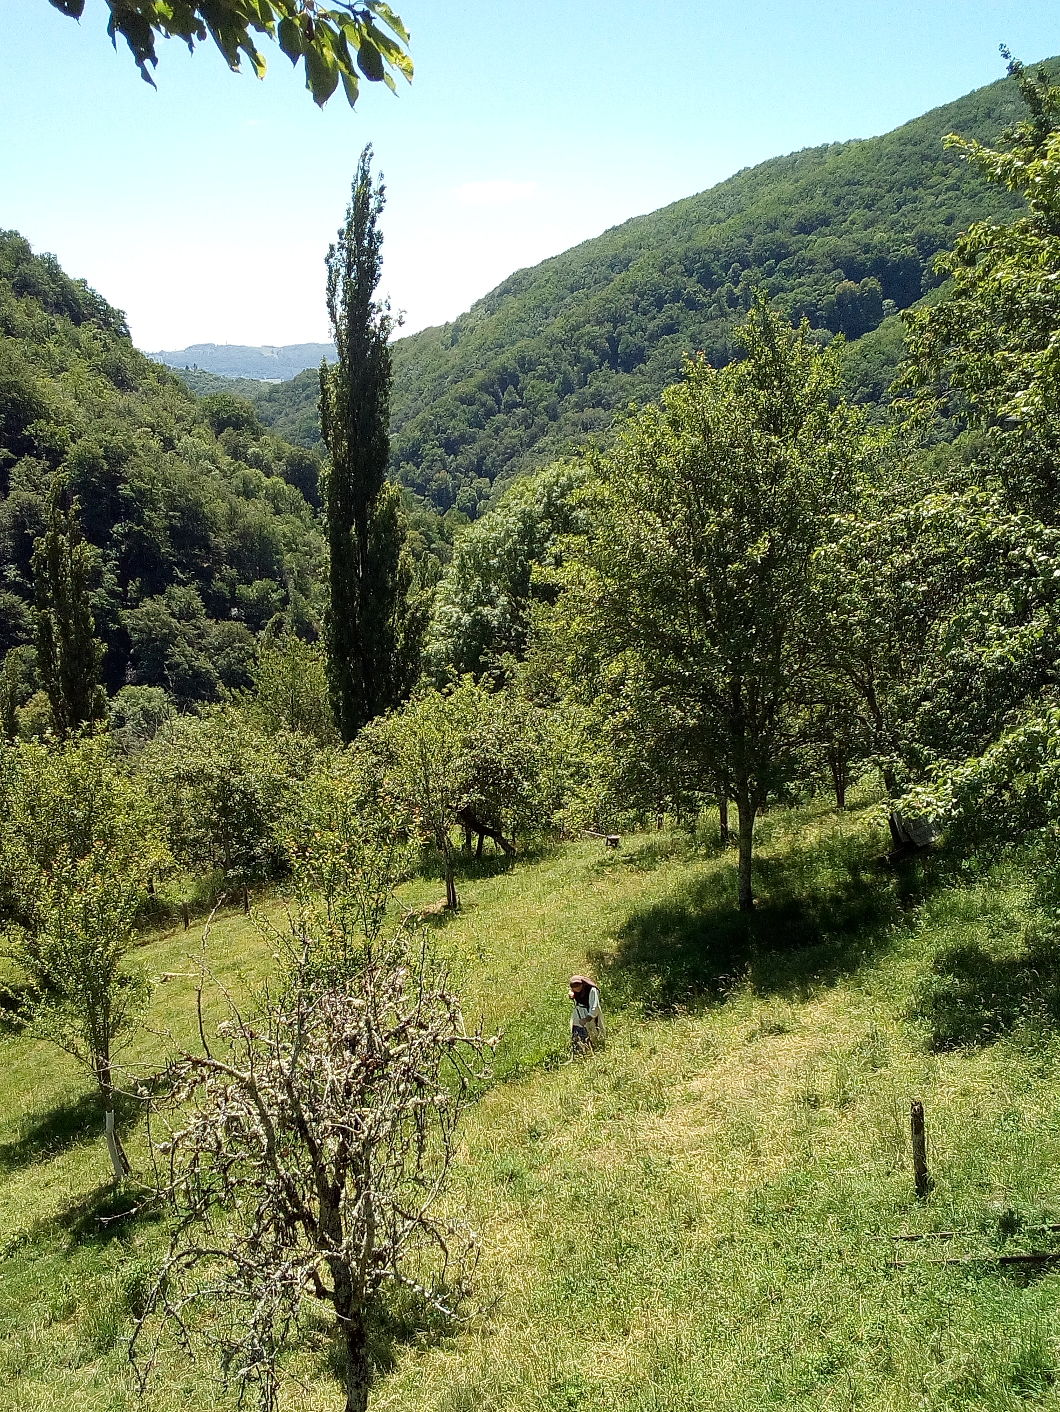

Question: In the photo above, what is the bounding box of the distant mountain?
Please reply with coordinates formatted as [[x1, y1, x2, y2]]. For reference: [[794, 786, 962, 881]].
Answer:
[[243, 62, 1041, 517], [148, 342, 336, 381]]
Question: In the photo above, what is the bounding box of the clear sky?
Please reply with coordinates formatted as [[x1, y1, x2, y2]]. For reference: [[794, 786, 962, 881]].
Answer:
[[3, 1, 1059, 352]]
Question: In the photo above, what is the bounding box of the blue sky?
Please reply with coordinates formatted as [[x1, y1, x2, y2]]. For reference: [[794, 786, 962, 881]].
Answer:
[[3, 1, 1059, 351]]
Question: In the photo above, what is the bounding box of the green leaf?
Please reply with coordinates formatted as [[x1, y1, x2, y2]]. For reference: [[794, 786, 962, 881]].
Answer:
[[362, 18, 413, 77], [277, 15, 304, 61], [369, 1, 410, 44], [305, 44, 339, 106], [357, 40, 384, 83], [340, 69, 361, 106]]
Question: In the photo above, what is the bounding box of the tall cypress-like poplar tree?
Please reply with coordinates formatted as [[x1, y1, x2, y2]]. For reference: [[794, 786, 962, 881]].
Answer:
[[321, 145, 418, 743], [32, 473, 107, 735]]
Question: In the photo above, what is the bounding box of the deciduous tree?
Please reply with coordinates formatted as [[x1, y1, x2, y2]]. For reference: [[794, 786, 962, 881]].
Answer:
[[0, 734, 159, 1178], [135, 856, 491, 1412], [573, 301, 860, 908]]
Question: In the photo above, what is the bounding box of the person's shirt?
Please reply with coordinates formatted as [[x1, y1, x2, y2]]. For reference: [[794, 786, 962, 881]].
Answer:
[[571, 986, 602, 1030]]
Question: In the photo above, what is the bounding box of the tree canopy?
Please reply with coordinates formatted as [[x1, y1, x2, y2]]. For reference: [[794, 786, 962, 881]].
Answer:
[[45, 0, 412, 108]]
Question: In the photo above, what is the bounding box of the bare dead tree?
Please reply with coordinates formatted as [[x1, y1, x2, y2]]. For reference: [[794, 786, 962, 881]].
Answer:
[[133, 916, 493, 1412]]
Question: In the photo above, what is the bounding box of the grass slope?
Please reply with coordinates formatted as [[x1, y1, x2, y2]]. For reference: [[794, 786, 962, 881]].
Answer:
[[4, 796, 1060, 1409]]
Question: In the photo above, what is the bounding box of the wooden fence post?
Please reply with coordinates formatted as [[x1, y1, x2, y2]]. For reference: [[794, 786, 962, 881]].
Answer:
[[911, 1098, 932, 1199]]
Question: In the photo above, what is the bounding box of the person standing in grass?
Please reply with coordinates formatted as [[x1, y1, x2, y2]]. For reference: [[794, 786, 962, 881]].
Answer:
[[569, 975, 604, 1053]]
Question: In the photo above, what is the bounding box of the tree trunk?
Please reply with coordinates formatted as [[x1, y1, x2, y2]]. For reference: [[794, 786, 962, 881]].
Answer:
[[457, 806, 515, 857], [828, 748, 847, 811], [717, 793, 730, 845], [332, 1264, 371, 1412], [343, 1307, 371, 1412], [242, 883, 250, 915], [736, 795, 755, 912], [99, 1068, 130, 1181], [440, 839, 459, 911]]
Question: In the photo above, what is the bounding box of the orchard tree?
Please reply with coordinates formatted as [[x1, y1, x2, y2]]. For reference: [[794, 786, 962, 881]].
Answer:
[[244, 630, 338, 747], [812, 467, 1060, 805], [574, 300, 861, 909], [141, 709, 311, 908], [871, 59, 1060, 852], [7, 861, 146, 1179], [363, 689, 465, 910], [45, 0, 412, 108], [425, 461, 587, 684], [363, 682, 555, 910], [0, 734, 160, 1178], [134, 844, 491, 1412], [322, 147, 420, 742]]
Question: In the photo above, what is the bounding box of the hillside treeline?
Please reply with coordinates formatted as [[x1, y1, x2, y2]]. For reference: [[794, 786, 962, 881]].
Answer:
[[0, 230, 333, 719], [243, 63, 1037, 516], [4, 58, 1060, 915], [4, 56, 1060, 1412]]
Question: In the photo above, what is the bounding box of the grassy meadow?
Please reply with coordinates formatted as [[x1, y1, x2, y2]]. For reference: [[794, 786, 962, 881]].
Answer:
[[5, 792, 1060, 1410]]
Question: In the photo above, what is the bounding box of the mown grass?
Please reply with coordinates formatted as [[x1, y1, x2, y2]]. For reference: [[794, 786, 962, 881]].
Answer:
[[5, 794, 1060, 1409]]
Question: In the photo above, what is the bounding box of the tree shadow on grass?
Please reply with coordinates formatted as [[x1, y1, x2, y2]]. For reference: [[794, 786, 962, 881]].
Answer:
[[320, 1282, 463, 1388], [595, 831, 936, 1016], [61, 1182, 166, 1250], [912, 931, 1060, 1051], [0, 1088, 142, 1175]]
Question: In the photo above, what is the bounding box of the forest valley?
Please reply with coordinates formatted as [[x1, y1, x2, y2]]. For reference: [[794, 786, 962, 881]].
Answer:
[[5, 52, 1060, 1412]]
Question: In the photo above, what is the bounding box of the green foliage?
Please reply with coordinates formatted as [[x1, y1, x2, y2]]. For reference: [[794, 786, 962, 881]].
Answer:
[[362, 680, 564, 908], [0, 229, 325, 708], [0, 733, 157, 1175], [563, 301, 863, 907], [200, 391, 263, 438], [0, 734, 158, 926], [32, 473, 106, 735], [247, 65, 1035, 510], [814, 467, 1060, 794], [425, 461, 587, 683], [903, 56, 1060, 518], [904, 703, 1060, 855], [880, 59, 1060, 858], [46, 0, 413, 108], [107, 684, 176, 755], [289, 748, 411, 945], [322, 148, 420, 741], [242, 630, 338, 746], [140, 709, 312, 894], [5, 859, 146, 1086]]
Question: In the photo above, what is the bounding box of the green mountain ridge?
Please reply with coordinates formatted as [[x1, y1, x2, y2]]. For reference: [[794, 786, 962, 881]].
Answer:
[[246, 62, 1039, 515]]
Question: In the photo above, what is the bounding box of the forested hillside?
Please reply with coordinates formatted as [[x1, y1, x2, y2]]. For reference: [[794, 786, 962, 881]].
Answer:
[[8, 45, 1060, 1412], [245, 64, 1038, 515], [0, 231, 326, 717]]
